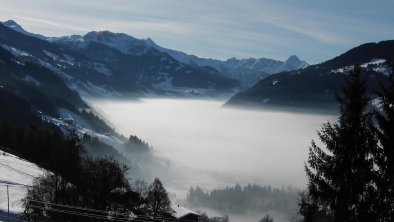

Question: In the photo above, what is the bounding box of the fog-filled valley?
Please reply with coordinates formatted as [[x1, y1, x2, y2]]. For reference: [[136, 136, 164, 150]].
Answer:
[[1, 1, 394, 221], [90, 98, 336, 221]]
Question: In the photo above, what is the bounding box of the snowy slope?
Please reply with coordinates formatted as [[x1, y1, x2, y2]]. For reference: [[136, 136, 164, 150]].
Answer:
[[42, 108, 124, 149], [0, 151, 45, 213]]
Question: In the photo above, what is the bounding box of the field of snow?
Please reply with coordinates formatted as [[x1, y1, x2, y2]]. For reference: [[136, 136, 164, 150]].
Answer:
[[0, 151, 44, 214]]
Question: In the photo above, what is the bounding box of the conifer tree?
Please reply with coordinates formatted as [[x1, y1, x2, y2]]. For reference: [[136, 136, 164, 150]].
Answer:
[[300, 66, 377, 221], [375, 71, 394, 221]]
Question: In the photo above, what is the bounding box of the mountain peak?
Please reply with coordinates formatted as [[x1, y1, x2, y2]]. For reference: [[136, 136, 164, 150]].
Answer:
[[2, 20, 25, 32], [2, 20, 47, 40], [284, 55, 308, 69], [82, 30, 155, 55], [3, 20, 20, 27], [285, 55, 301, 63]]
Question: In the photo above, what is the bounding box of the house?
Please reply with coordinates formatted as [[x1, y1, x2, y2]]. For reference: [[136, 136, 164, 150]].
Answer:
[[173, 204, 200, 221]]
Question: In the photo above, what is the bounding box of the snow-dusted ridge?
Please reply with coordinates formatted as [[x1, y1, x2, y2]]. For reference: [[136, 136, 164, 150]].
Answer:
[[47, 27, 308, 87], [330, 58, 391, 76]]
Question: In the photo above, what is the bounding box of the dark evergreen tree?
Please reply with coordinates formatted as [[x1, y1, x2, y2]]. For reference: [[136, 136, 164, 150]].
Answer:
[[145, 178, 174, 218], [374, 71, 394, 221], [259, 214, 274, 222], [300, 66, 378, 222]]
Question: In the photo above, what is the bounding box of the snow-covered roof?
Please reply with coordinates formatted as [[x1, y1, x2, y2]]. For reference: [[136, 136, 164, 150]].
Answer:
[[173, 204, 200, 219]]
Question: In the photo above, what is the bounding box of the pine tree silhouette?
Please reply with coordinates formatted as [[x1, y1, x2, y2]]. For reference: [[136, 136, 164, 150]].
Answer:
[[375, 70, 394, 221], [300, 66, 378, 222]]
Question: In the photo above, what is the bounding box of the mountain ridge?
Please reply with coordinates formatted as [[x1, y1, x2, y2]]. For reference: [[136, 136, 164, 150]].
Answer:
[[48, 28, 308, 87], [226, 40, 394, 110], [1, 19, 307, 87], [0, 21, 240, 97]]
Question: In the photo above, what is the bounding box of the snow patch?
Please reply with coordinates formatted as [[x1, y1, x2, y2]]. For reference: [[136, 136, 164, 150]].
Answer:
[[43, 50, 60, 61], [152, 76, 174, 89], [372, 66, 392, 76], [92, 62, 112, 77], [22, 75, 40, 86], [38, 59, 74, 81], [175, 64, 184, 72], [360, 58, 386, 68], [1, 44, 32, 57], [330, 66, 353, 74]]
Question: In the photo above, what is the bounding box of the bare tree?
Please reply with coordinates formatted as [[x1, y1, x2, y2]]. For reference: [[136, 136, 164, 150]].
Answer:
[[145, 178, 174, 218]]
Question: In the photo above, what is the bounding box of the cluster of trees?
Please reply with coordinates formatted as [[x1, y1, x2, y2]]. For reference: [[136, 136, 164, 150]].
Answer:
[[259, 214, 274, 222], [124, 135, 151, 153], [187, 184, 297, 215], [297, 66, 394, 221], [80, 109, 115, 134], [20, 131, 174, 221], [82, 133, 128, 161], [0, 121, 81, 175]]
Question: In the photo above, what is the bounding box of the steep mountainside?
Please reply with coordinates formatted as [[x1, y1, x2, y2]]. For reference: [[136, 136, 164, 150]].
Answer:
[[0, 22, 124, 97], [0, 21, 240, 97], [0, 47, 87, 116], [226, 41, 394, 110], [51, 31, 240, 96], [0, 42, 122, 144]]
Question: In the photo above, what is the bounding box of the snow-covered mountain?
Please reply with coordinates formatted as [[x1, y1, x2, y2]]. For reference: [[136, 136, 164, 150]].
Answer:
[[48, 25, 307, 87], [1, 19, 307, 95], [148, 43, 308, 86], [47, 31, 158, 56], [0, 21, 240, 97]]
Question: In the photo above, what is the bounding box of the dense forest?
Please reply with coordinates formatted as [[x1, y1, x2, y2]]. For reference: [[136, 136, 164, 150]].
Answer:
[[187, 184, 297, 215]]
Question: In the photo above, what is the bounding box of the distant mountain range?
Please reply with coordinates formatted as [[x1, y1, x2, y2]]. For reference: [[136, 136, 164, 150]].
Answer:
[[2, 19, 393, 114], [1, 20, 307, 98], [226, 40, 394, 110], [140, 39, 308, 86]]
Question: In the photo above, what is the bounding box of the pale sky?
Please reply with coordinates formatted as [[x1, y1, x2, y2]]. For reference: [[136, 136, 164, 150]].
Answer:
[[1, 0, 393, 64]]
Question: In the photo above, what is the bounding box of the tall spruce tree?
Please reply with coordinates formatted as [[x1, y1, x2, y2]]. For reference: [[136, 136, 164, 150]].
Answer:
[[300, 66, 377, 222], [375, 71, 394, 221]]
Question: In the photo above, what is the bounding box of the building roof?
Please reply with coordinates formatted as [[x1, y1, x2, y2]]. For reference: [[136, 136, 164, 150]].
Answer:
[[173, 204, 200, 219]]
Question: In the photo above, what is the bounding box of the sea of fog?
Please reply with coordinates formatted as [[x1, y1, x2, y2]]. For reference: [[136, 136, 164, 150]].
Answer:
[[90, 98, 336, 199]]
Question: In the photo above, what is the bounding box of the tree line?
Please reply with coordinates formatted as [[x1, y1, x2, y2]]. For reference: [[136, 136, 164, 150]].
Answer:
[[187, 184, 297, 215], [297, 65, 394, 222]]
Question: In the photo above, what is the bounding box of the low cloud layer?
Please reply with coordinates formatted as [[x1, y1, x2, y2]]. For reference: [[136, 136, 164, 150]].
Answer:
[[91, 98, 336, 197]]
